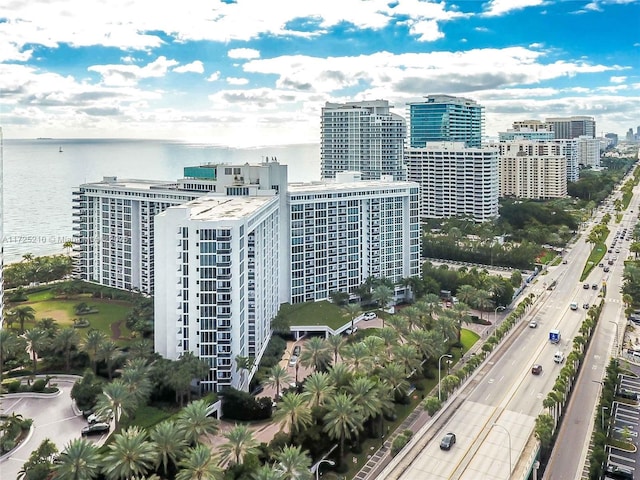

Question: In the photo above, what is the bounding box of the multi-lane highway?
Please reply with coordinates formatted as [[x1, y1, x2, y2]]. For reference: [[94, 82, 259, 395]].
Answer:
[[377, 168, 639, 480]]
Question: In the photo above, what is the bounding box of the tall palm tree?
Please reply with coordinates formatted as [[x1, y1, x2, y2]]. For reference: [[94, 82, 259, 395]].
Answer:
[[235, 355, 252, 391], [177, 399, 219, 446], [252, 465, 285, 480], [13, 305, 36, 333], [444, 302, 472, 344], [361, 335, 385, 361], [325, 334, 346, 365], [433, 315, 458, 346], [348, 377, 383, 438], [95, 379, 135, 431], [120, 357, 153, 408], [265, 364, 291, 399], [392, 343, 421, 377], [399, 305, 421, 331], [406, 329, 439, 362], [53, 327, 80, 372], [323, 392, 363, 467], [176, 445, 222, 480], [218, 423, 259, 466], [474, 290, 494, 321], [302, 372, 335, 408], [274, 445, 313, 480], [377, 327, 398, 357], [24, 328, 48, 374], [150, 420, 187, 477], [82, 329, 107, 374], [101, 426, 158, 480], [127, 337, 154, 360], [372, 285, 393, 313], [299, 336, 331, 372], [379, 363, 410, 397], [455, 285, 477, 310], [344, 303, 362, 333], [53, 438, 101, 480], [341, 342, 372, 373], [97, 340, 120, 380], [273, 392, 312, 438]]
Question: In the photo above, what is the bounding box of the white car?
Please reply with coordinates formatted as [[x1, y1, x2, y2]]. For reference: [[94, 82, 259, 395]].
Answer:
[[363, 312, 376, 321], [529, 320, 538, 328], [345, 326, 358, 335]]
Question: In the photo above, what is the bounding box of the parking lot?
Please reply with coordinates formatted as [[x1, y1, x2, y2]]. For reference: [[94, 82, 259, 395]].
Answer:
[[606, 375, 640, 475]]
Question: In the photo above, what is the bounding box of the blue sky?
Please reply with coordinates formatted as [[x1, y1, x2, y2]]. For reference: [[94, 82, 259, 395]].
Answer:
[[1, 0, 639, 146]]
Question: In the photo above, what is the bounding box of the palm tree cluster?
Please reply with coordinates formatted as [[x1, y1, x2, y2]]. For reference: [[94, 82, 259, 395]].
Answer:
[[265, 295, 473, 469], [3, 253, 73, 289]]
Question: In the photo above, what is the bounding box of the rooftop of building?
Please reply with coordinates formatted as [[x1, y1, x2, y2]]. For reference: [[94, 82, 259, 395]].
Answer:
[[179, 194, 277, 221], [287, 177, 417, 194], [81, 176, 182, 191]]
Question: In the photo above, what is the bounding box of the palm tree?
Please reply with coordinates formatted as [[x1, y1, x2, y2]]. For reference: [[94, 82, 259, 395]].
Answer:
[[127, 337, 154, 360], [392, 343, 422, 377], [95, 379, 135, 431], [399, 305, 421, 331], [24, 328, 48, 374], [97, 340, 120, 380], [150, 420, 187, 477], [348, 377, 382, 438], [120, 357, 153, 408], [235, 355, 252, 390], [372, 285, 393, 313], [433, 315, 458, 346], [341, 342, 372, 373], [274, 445, 313, 480], [177, 399, 219, 446], [13, 305, 36, 333], [265, 364, 291, 399], [53, 327, 80, 372], [299, 336, 331, 372], [327, 362, 353, 388], [218, 424, 259, 466], [0, 330, 24, 383], [101, 426, 158, 480], [325, 334, 346, 365], [82, 329, 107, 374], [344, 303, 361, 333], [323, 392, 363, 467], [252, 465, 286, 480], [379, 363, 410, 397], [53, 438, 101, 480], [176, 445, 222, 480], [455, 285, 477, 310], [273, 392, 312, 438], [302, 372, 335, 408], [63, 240, 74, 255]]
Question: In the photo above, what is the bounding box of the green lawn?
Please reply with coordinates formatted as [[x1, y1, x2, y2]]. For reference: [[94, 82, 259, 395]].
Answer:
[[279, 301, 352, 330], [13, 293, 134, 343], [460, 329, 480, 351], [581, 242, 607, 281]]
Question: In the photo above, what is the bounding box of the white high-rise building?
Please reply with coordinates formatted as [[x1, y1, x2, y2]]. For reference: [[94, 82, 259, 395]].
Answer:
[[577, 135, 601, 168], [405, 142, 499, 222], [321, 100, 406, 181], [499, 139, 579, 184], [285, 173, 420, 305], [155, 195, 281, 392], [73, 161, 288, 294]]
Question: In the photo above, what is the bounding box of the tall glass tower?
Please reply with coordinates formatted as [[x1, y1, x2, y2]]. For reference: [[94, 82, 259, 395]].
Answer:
[[408, 95, 484, 148]]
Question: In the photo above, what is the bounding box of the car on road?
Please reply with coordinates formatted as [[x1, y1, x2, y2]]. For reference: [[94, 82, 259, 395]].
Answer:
[[81, 422, 110, 437], [288, 355, 298, 367], [554, 351, 565, 363], [440, 432, 456, 450], [529, 320, 538, 328], [583, 283, 590, 289], [363, 312, 376, 321], [609, 259, 615, 265], [604, 266, 610, 272], [531, 364, 543, 375], [292, 345, 301, 356], [562, 259, 568, 264], [616, 249, 621, 254], [592, 283, 598, 290], [583, 303, 590, 309]]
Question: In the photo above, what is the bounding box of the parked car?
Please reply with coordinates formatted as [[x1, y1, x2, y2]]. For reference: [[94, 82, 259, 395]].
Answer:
[[345, 326, 358, 335], [292, 345, 301, 356], [531, 364, 543, 375], [439, 432, 456, 450], [617, 388, 639, 401], [288, 355, 298, 367], [81, 422, 110, 437], [87, 410, 112, 424], [363, 312, 377, 321], [604, 463, 634, 480]]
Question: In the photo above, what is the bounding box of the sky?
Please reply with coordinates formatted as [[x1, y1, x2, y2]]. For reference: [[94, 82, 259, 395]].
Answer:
[[1, 0, 639, 147]]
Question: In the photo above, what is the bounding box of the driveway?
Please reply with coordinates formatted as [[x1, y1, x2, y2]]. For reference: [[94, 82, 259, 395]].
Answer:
[[0, 376, 97, 478]]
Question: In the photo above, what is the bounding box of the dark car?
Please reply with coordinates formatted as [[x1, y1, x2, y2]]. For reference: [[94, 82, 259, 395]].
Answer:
[[81, 422, 110, 437], [292, 345, 301, 356], [617, 388, 639, 401], [531, 364, 543, 375], [604, 464, 634, 480], [604, 266, 610, 272], [592, 283, 598, 290], [583, 283, 590, 289], [583, 303, 590, 309], [440, 432, 456, 450]]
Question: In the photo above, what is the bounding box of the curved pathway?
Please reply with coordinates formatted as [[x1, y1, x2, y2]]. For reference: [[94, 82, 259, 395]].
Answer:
[[0, 376, 97, 479]]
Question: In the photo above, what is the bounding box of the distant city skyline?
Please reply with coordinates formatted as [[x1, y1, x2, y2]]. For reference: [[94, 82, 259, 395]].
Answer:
[[1, 0, 639, 146]]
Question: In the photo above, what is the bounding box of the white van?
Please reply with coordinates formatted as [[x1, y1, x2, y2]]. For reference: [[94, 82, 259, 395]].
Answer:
[[554, 351, 565, 363]]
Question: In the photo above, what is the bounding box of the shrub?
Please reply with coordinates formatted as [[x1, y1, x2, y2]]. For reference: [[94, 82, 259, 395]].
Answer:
[[31, 379, 47, 392], [6, 380, 21, 393], [391, 430, 414, 456], [221, 388, 272, 421]]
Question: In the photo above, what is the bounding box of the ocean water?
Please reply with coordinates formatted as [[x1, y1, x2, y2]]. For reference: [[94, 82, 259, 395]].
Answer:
[[2, 138, 320, 262]]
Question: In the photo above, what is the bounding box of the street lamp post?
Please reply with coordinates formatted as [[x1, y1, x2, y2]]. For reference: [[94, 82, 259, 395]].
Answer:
[[492, 423, 512, 478], [312, 459, 336, 480], [438, 354, 453, 401]]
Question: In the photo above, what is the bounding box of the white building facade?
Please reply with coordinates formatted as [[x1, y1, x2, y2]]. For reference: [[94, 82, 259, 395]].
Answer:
[[320, 100, 406, 181], [285, 174, 421, 305], [405, 142, 499, 222], [499, 152, 567, 199], [577, 135, 601, 168], [154, 195, 281, 393]]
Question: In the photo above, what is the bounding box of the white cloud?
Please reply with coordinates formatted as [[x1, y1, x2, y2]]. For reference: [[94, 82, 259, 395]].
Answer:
[[226, 77, 250, 85], [173, 60, 205, 74], [207, 71, 221, 82], [610, 76, 627, 83], [228, 48, 261, 60], [88, 56, 178, 86], [483, 0, 548, 17]]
